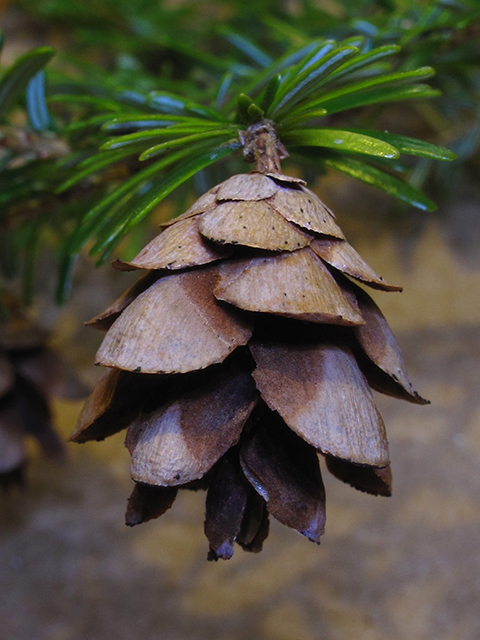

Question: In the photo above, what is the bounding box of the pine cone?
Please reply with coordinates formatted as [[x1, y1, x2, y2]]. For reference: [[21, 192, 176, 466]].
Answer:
[[0, 305, 89, 489], [71, 171, 428, 560]]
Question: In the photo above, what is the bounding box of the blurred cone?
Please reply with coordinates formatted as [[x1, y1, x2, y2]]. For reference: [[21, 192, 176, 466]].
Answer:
[[0, 297, 89, 488]]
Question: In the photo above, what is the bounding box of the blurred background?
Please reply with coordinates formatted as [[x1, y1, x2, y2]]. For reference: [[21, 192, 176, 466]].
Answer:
[[1, 1, 480, 639]]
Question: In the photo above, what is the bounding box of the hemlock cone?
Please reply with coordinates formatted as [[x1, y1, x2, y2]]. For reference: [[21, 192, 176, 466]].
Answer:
[[71, 169, 428, 560]]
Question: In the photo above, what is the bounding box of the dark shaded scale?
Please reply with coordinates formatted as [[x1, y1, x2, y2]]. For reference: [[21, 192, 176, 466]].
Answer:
[[204, 448, 251, 560], [69, 368, 166, 443], [236, 490, 270, 553], [341, 278, 429, 405], [125, 482, 178, 526], [325, 454, 392, 496], [250, 338, 390, 467], [240, 409, 326, 543]]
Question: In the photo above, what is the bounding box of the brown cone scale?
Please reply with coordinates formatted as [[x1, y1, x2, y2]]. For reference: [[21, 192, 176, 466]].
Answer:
[[69, 368, 165, 443], [214, 248, 365, 325], [325, 454, 392, 496], [266, 172, 306, 186], [204, 449, 251, 560], [175, 187, 219, 219], [311, 237, 402, 292], [346, 281, 429, 404], [269, 185, 345, 238], [216, 173, 279, 201], [86, 271, 161, 331], [126, 483, 178, 526], [236, 490, 270, 553], [95, 267, 252, 374], [240, 412, 326, 543], [126, 361, 258, 486], [250, 340, 389, 467], [199, 200, 311, 251], [115, 216, 230, 272]]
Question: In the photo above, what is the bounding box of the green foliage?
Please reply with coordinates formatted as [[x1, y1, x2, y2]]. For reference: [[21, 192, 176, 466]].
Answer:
[[3, 0, 478, 303]]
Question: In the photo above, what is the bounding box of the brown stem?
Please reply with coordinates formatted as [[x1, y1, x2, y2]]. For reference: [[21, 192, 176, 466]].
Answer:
[[239, 119, 289, 174]]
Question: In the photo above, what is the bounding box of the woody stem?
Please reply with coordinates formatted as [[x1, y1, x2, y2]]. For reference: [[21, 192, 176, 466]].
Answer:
[[241, 119, 288, 174]]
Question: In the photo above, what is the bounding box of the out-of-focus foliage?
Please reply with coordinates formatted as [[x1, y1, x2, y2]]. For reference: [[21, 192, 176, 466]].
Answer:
[[0, 44, 69, 304]]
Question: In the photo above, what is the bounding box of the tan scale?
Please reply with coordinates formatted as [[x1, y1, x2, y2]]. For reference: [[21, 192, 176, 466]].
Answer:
[[214, 247, 365, 325], [198, 200, 311, 251], [269, 185, 345, 237], [115, 216, 230, 271], [95, 267, 252, 374], [216, 172, 280, 201], [265, 172, 306, 185], [311, 237, 402, 292]]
